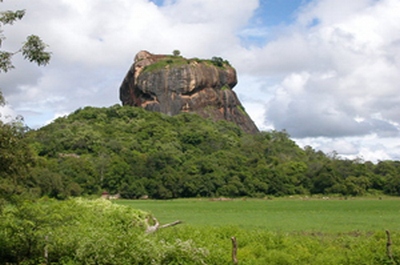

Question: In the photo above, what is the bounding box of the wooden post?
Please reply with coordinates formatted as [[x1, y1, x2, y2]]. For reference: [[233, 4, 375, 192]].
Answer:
[[44, 235, 49, 264], [231, 236, 238, 264], [385, 230, 398, 264]]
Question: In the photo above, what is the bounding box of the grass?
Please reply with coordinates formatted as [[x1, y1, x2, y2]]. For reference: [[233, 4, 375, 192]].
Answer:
[[2, 197, 397, 264], [115, 197, 400, 233], [237, 104, 247, 115], [115, 197, 400, 264], [142, 56, 231, 73], [142, 56, 189, 73]]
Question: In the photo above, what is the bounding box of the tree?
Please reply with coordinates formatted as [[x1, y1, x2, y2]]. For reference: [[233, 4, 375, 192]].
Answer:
[[0, 1, 51, 72], [0, 117, 36, 203], [211, 56, 224, 67], [172, 49, 181, 57]]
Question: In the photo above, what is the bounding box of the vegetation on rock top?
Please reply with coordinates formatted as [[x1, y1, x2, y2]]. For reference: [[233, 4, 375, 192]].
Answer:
[[142, 55, 231, 74]]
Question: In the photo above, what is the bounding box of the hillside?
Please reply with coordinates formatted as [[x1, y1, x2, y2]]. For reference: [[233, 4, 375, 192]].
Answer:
[[11, 104, 399, 200]]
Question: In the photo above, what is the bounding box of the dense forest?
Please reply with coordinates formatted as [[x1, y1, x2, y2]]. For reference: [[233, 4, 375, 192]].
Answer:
[[1, 104, 400, 202]]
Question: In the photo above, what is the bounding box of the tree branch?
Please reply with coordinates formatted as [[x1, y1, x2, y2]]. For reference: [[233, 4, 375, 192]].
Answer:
[[145, 216, 182, 234]]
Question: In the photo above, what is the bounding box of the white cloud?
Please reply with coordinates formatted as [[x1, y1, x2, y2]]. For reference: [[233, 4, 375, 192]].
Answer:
[[230, 0, 400, 161], [244, 0, 400, 140], [296, 133, 400, 162], [0, 105, 17, 123]]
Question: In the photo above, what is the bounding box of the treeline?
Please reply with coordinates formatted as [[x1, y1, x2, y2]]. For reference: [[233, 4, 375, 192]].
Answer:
[[1, 104, 400, 201]]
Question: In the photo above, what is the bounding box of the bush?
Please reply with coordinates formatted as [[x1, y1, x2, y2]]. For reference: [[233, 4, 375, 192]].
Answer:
[[211, 56, 224, 67], [172, 50, 181, 56], [0, 198, 209, 265]]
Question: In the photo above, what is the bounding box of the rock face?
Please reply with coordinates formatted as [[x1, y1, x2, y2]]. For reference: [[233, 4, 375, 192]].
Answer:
[[119, 51, 259, 134]]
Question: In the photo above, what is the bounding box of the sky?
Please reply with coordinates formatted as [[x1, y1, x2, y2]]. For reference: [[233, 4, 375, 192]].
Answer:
[[1, 0, 400, 162]]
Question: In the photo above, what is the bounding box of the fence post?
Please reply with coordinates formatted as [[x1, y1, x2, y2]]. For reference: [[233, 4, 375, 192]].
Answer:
[[231, 236, 238, 264], [44, 235, 49, 264], [385, 230, 398, 264]]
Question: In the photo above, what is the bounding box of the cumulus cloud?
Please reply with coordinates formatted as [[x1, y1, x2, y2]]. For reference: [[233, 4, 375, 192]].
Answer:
[[238, 0, 400, 141], [0, 105, 17, 123], [296, 133, 400, 162]]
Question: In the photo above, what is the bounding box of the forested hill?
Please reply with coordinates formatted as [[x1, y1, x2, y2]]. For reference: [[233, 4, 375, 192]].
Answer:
[[8, 104, 400, 199]]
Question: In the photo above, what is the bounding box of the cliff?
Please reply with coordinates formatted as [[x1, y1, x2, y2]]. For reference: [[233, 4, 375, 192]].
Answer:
[[119, 50, 259, 134]]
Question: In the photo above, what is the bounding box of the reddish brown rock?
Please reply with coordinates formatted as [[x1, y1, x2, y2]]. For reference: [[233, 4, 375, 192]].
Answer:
[[119, 50, 259, 134]]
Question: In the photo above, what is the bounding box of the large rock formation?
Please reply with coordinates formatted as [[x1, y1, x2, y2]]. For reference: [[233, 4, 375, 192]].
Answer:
[[119, 51, 259, 134]]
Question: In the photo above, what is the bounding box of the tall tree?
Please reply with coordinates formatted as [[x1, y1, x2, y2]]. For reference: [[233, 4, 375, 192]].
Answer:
[[0, 0, 51, 72], [0, 1, 51, 203]]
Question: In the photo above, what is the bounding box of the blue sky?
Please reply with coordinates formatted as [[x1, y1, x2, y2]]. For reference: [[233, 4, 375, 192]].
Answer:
[[149, 0, 312, 47], [149, 0, 310, 26], [241, 0, 310, 47], [1, 0, 400, 162], [251, 0, 310, 26]]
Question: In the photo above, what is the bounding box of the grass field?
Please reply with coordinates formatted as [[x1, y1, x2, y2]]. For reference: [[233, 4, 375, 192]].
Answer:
[[115, 196, 400, 233]]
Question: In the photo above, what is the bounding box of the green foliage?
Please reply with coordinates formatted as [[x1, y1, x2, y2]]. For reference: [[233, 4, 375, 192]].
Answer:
[[211, 56, 224, 67], [118, 198, 400, 233], [0, 90, 4, 105], [0, 2, 51, 72], [21, 35, 51, 66], [142, 56, 190, 73], [157, 227, 400, 265], [9, 104, 397, 200], [0, 198, 211, 265], [220, 84, 230, 91], [0, 50, 13, 71], [1, 104, 399, 201], [0, 9, 25, 25], [210, 56, 231, 67], [237, 104, 246, 115], [142, 54, 232, 74], [0, 118, 36, 204], [172, 49, 181, 56], [1, 198, 399, 264]]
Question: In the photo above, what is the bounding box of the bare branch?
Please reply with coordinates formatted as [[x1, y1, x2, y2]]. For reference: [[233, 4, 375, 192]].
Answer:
[[145, 216, 182, 234], [159, 220, 182, 229]]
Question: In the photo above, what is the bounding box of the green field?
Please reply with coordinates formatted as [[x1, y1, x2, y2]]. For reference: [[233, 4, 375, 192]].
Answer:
[[3, 198, 400, 264], [116, 197, 400, 233]]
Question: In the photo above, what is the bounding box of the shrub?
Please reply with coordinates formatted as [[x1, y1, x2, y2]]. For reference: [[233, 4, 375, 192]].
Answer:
[[0, 198, 210, 265], [211, 56, 224, 67], [172, 50, 181, 57]]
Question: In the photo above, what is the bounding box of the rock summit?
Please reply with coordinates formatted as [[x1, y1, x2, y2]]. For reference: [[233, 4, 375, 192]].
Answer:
[[119, 50, 259, 134]]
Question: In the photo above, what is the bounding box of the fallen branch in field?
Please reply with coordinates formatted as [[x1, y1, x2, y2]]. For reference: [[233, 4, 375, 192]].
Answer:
[[231, 236, 238, 264], [145, 216, 182, 234]]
